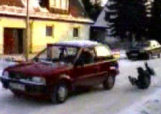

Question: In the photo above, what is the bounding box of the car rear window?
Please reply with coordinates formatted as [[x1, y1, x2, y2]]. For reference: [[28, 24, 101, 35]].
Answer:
[[95, 45, 112, 57]]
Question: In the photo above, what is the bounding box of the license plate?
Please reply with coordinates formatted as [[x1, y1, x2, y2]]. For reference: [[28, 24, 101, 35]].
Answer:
[[9, 83, 25, 91]]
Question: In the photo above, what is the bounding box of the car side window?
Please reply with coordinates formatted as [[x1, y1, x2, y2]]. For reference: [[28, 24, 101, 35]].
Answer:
[[76, 48, 95, 65], [95, 45, 112, 57]]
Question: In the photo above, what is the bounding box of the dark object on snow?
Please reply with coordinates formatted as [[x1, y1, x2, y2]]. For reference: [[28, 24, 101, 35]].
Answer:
[[128, 63, 155, 89]]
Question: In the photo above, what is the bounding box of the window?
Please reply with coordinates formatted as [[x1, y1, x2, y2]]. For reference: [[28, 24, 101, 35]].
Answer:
[[73, 28, 79, 37], [49, 0, 69, 11], [77, 48, 95, 65], [46, 26, 53, 37], [95, 45, 112, 57], [36, 45, 78, 64]]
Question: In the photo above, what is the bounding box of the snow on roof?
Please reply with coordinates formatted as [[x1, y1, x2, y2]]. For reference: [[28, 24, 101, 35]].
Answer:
[[0, 0, 93, 24], [50, 40, 99, 48]]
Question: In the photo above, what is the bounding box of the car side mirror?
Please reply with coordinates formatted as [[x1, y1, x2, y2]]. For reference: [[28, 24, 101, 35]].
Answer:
[[33, 57, 39, 62]]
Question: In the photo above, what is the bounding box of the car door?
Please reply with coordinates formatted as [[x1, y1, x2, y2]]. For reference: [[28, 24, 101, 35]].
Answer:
[[93, 45, 113, 82], [73, 48, 101, 86]]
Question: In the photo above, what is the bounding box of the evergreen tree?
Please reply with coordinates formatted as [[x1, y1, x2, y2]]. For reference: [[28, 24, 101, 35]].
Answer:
[[149, 0, 161, 42], [105, 0, 119, 37], [105, 0, 149, 41], [82, 0, 102, 21]]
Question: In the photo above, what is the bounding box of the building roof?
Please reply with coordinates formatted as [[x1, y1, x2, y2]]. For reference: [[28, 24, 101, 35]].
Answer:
[[0, 0, 24, 7], [0, 0, 93, 24], [49, 40, 99, 48], [93, 0, 110, 27], [94, 6, 108, 27]]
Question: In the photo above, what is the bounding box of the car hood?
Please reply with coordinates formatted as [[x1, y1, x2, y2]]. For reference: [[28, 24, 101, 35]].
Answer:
[[5, 61, 72, 77]]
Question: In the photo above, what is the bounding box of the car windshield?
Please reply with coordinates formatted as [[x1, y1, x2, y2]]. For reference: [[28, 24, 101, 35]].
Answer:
[[95, 45, 112, 57], [34, 45, 79, 64]]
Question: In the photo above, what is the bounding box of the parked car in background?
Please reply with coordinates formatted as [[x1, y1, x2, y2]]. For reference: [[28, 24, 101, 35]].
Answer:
[[0, 40, 119, 104], [126, 40, 161, 60]]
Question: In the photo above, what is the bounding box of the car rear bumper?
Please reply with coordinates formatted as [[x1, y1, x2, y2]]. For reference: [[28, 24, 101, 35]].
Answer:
[[0, 77, 49, 95], [127, 52, 148, 60], [126, 52, 140, 59]]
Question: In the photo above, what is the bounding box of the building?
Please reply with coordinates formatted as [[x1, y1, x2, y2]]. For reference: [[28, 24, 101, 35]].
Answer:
[[90, 0, 108, 6], [90, 1, 108, 43], [0, 0, 93, 55]]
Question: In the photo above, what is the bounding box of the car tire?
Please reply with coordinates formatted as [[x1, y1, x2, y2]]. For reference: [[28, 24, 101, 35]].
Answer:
[[157, 53, 160, 58], [103, 75, 115, 90], [11, 90, 21, 97], [147, 53, 153, 60], [127, 54, 130, 59], [51, 82, 68, 104]]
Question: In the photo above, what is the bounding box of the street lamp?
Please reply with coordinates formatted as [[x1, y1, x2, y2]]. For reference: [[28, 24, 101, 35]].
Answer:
[[25, 0, 30, 61]]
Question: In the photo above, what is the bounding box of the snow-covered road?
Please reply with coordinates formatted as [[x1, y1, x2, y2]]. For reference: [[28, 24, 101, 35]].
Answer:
[[0, 59, 161, 114]]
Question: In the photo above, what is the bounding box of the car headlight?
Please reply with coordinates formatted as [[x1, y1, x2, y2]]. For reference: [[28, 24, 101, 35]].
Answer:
[[2, 71, 9, 78], [32, 77, 46, 84]]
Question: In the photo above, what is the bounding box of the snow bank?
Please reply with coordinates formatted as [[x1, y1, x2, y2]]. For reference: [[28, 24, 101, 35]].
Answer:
[[119, 88, 161, 114]]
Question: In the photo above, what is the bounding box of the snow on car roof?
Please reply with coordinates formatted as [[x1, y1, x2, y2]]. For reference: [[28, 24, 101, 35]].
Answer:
[[49, 40, 99, 48]]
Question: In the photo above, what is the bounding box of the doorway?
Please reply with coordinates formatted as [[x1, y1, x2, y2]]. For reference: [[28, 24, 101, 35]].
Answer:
[[4, 28, 24, 54]]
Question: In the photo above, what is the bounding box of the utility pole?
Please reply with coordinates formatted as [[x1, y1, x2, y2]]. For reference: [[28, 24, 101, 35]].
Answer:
[[25, 0, 30, 61]]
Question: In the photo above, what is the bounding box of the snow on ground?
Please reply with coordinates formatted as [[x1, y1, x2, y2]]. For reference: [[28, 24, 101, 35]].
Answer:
[[0, 59, 15, 75], [0, 57, 161, 114], [119, 88, 161, 114]]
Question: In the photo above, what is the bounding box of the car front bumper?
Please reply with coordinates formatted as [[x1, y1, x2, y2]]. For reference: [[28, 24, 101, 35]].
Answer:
[[0, 76, 49, 95]]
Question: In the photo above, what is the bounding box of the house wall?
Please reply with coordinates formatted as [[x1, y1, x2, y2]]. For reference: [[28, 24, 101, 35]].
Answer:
[[0, 17, 90, 54], [31, 20, 90, 53], [0, 25, 3, 54], [0, 17, 26, 54]]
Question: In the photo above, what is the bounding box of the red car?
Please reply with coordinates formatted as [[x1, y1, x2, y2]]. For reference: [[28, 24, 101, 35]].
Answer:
[[0, 40, 119, 103]]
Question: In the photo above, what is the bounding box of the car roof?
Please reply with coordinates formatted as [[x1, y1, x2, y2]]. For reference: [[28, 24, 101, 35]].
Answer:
[[48, 40, 100, 48], [147, 40, 159, 44]]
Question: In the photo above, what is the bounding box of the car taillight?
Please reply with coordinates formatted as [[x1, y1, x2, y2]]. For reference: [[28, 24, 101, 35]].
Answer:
[[110, 61, 119, 70], [110, 66, 116, 70]]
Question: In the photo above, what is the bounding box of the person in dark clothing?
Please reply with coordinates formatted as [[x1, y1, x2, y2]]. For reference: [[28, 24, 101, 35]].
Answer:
[[145, 62, 155, 75], [129, 67, 151, 89], [136, 67, 151, 89], [76, 50, 94, 65]]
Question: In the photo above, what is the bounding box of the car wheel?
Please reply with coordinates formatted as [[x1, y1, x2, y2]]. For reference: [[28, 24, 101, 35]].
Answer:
[[51, 82, 68, 104], [103, 75, 115, 90], [147, 53, 153, 60], [11, 90, 21, 97], [127, 54, 130, 59], [127, 54, 132, 60], [157, 53, 160, 58]]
